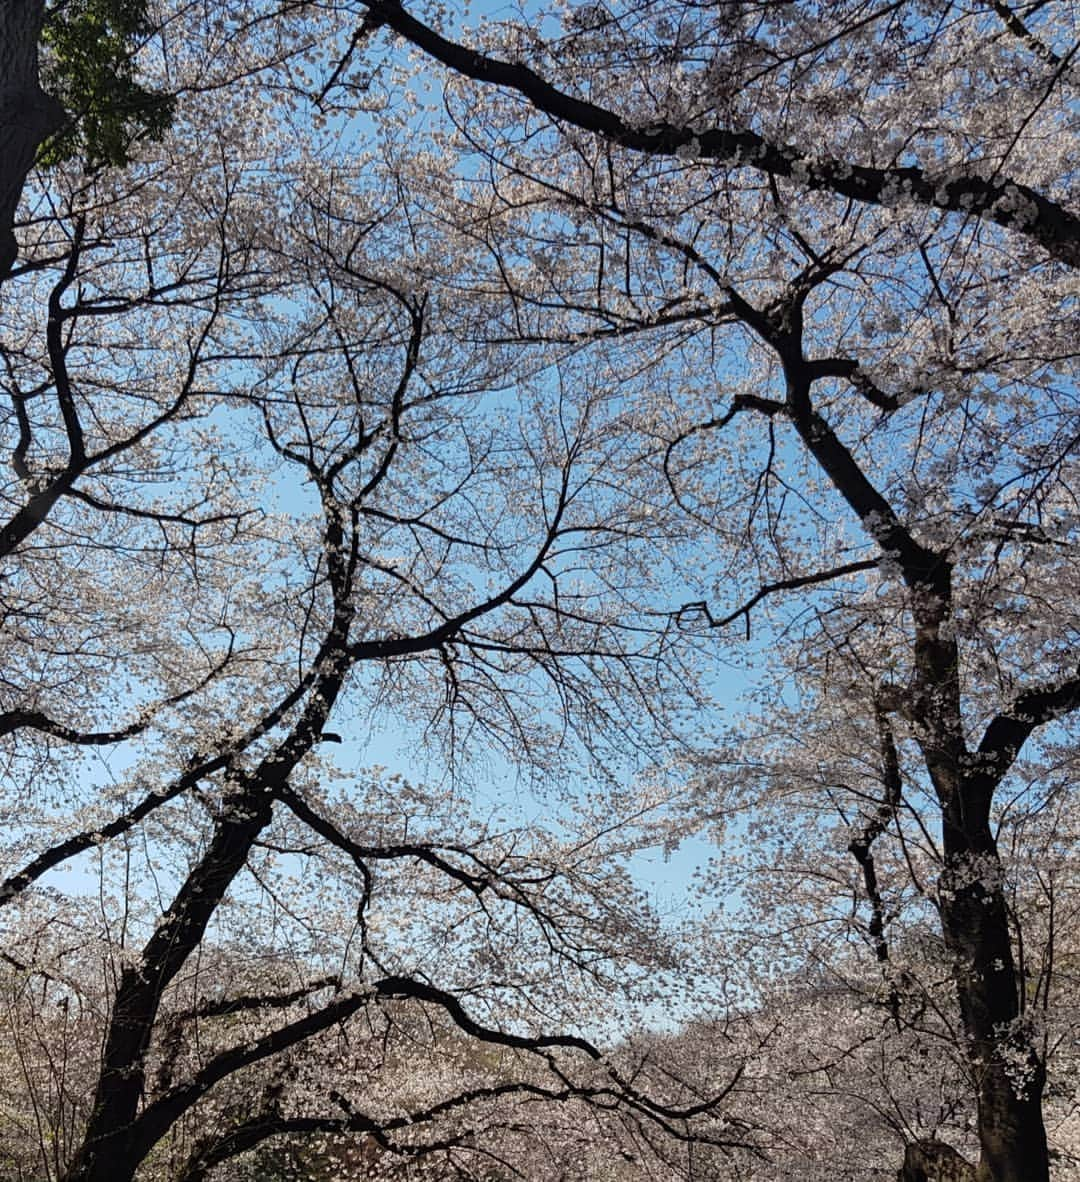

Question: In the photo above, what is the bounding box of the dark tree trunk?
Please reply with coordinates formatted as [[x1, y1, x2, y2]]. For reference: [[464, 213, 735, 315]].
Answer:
[[781, 362, 1053, 1180], [911, 587, 1050, 1182], [900, 1139, 977, 1182], [0, 0, 64, 277], [939, 800, 1049, 1182], [60, 797, 275, 1182]]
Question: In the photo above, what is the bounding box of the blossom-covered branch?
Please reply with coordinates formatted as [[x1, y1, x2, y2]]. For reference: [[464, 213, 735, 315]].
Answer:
[[357, 0, 1080, 267]]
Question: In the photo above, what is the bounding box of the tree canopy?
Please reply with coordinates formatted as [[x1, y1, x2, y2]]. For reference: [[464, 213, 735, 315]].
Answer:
[[1, 1, 1077, 1180]]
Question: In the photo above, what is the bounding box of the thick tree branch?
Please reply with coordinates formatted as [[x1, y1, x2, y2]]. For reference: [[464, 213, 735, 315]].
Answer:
[[153, 976, 342, 1092], [371, 975, 601, 1058], [0, 752, 232, 904], [134, 988, 376, 1159], [67, 593, 359, 1178], [134, 973, 600, 1165], [783, 378, 949, 597], [358, 0, 1080, 268], [178, 1070, 758, 1182], [973, 669, 1080, 791], [172, 977, 342, 1026]]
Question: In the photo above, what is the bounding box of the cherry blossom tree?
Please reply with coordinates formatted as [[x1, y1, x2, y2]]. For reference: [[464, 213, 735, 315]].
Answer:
[[683, 690, 1080, 1180], [302, 2, 1079, 1178], [1, 11, 738, 1178], [5, 1, 1078, 1179]]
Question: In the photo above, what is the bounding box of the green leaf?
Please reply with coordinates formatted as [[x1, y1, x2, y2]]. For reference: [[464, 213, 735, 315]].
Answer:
[[38, 0, 175, 168]]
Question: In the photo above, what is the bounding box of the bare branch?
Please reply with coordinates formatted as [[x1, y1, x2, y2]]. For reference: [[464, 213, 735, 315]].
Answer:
[[675, 559, 879, 637]]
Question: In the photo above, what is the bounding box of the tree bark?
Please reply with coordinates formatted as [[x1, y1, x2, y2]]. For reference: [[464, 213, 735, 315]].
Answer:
[[778, 358, 1052, 1180], [900, 1139, 977, 1182], [0, 0, 65, 278], [60, 795, 275, 1182], [907, 584, 1049, 1182], [938, 796, 1049, 1182]]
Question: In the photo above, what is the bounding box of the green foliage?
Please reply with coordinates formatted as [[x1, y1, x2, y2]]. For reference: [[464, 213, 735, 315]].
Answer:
[[38, 0, 175, 168]]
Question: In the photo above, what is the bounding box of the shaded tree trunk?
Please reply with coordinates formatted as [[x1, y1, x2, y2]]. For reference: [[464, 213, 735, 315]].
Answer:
[[0, 0, 64, 277], [939, 799, 1049, 1182], [900, 1139, 977, 1182], [911, 586, 1050, 1182], [782, 355, 1053, 1179]]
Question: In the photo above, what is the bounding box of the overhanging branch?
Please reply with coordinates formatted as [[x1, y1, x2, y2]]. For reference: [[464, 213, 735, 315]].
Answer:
[[357, 0, 1080, 268], [675, 558, 878, 638], [974, 668, 1080, 791]]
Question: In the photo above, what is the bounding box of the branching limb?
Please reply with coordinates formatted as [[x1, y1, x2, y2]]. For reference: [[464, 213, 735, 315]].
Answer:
[[846, 704, 905, 1026], [972, 668, 1080, 795], [0, 751, 231, 905], [675, 559, 878, 638], [356, 0, 1080, 267], [153, 976, 341, 1093], [0, 637, 236, 747], [134, 972, 600, 1164]]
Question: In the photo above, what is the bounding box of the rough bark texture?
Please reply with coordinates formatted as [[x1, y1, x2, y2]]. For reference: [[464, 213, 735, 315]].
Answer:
[[900, 1139, 978, 1182], [939, 794, 1049, 1182], [0, 0, 65, 277]]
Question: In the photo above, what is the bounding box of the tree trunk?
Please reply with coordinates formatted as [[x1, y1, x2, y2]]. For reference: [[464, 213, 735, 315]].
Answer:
[[939, 798, 1049, 1182], [0, 0, 65, 277], [900, 1139, 977, 1182], [61, 797, 275, 1182], [905, 576, 1050, 1182]]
